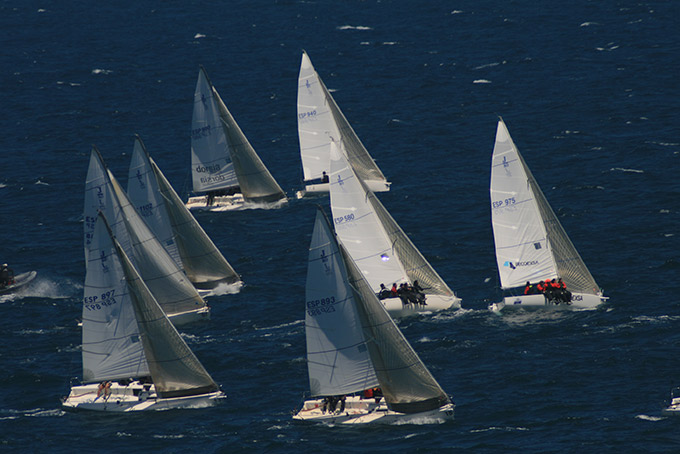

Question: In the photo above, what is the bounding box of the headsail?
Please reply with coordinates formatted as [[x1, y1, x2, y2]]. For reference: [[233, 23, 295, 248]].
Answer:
[[82, 213, 149, 383], [84, 149, 207, 318], [330, 141, 456, 298], [490, 119, 600, 294], [192, 67, 286, 203], [96, 213, 220, 398], [128, 136, 241, 289], [305, 210, 379, 397], [320, 208, 451, 414], [297, 51, 389, 188]]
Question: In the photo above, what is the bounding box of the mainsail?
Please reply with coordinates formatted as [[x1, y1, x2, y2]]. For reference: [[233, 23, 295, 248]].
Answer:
[[191, 66, 286, 203], [84, 148, 207, 317], [329, 142, 456, 297], [305, 210, 379, 397], [312, 208, 451, 413], [297, 51, 388, 187], [127, 136, 241, 288], [490, 119, 600, 294], [82, 213, 149, 383], [93, 213, 220, 398]]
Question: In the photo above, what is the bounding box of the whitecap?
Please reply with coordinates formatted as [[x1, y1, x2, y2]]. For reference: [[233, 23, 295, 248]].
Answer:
[[474, 62, 500, 70], [609, 167, 644, 174], [337, 25, 373, 31], [473, 79, 492, 84], [580, 22, 598, 27], [91, 69, 113, 75], [202, 280, 243, 297], [381, 42, 397, 45], [451, 10, 463, 14], [194, 33, 206, 39], [636, 414, 665, 422], [471, 426, 529, 433]]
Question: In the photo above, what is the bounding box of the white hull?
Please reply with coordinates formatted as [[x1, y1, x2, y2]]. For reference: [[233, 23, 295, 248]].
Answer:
[[62, 381, 225, 412], [664, 397, 680, 414], [489, 292, 606, 312], [293, 396, 454, 425], [186, 194, 245, 212], [296, 179, 391, 199], [167, 305, 210, 326], [381, 294, 461, 318]]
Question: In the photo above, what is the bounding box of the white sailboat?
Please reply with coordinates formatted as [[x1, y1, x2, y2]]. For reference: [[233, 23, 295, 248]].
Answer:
[[186, 66, 287, 211], [488, 119, 607, 312], [293, 209, 454, 424], [84, 147, 209, 325], [329, 141, 461, 318], [127, 135, 243, 293], [63, 213, 225, 412], [295, 51, 390, 198]]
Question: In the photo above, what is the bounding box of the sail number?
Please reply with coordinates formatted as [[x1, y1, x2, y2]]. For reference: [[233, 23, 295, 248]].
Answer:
[[83, 290, 117, 311], [492, 197, 516, 209], [298, 110, 317, 120], [334, 214, 355, 225], [306, 296, 336, 316]]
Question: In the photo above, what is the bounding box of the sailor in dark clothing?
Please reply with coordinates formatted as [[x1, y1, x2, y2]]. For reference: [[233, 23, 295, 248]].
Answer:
[[0, 264, 14, 288], [377, 283, 391, 300], [321, 171, 329, 183]]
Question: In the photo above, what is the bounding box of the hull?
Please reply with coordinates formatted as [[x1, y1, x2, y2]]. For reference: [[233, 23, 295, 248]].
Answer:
[[167, 305, 210, 326], [62, 381, 225, 412], [489, 292, 606, 312], [0, 271, 37, 296], [381, 294, 461, 318], [186, 194, 245, 212], [297, 179, 391, 199], [293, 396, 454, 425]]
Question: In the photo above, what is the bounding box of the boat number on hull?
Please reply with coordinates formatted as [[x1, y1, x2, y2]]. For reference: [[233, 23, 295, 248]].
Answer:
[[83, 290, 117, 311], [306, 296, 336, 316]]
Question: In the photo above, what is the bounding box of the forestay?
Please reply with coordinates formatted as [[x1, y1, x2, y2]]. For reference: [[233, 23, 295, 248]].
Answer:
[[330, 142, 455, 297], [305, 210, 379, 397], [84, 149, 206, 317], [336, 218, 451, 414], [490, 119, 600, 294], [297, 51, 387, 186], [128, 137, 240, 288]]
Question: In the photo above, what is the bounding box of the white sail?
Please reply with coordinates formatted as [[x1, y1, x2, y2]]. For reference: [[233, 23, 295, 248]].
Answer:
[[490, 119, 600, 294], [82, 213, 149, 383], [84, 149, 207, 319], [191, 67, 286, 203], [297, 51, 389, 190], [191, 67, 238, 193], [305, 210, 379, 397], [93, 213, 220, 398], [127, 136, 241, 289], [329, 142, 458, 302], [127, 136, 182, 269]]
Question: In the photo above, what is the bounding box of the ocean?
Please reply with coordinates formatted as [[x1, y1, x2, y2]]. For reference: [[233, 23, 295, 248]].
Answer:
[[1, 0, 679, 452]]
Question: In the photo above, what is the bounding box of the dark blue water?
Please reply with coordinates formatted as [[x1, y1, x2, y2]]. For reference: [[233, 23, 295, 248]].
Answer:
[[1, 1, 679, 452]]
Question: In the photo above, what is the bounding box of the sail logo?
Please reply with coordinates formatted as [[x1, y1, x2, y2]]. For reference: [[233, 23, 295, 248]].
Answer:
[[337, 175, 344, 186], [100, 250, 109, 274], [134, 170, 146, 190], [504, 260, 539, 269], [195, 163, 221, 173], [502, 156, 509, 168], [305, 79, 312, 94], [200, 94, 208, 110], [320, 249, 331, 274]]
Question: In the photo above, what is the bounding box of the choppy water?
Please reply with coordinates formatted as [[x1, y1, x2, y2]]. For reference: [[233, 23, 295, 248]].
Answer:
[[1, 1, 679, 452]]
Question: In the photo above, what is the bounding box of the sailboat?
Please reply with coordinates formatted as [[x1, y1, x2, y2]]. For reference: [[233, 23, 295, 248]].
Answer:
[[127, 135, 242, 293], [329, 141, 461, 318], [84, 147, 209, 325], [63, 213, 225, 412], [295, 51, 390, 198], [186, 66, 287, 211], [488, 118, 607, 312], [293, 209, 454, 424]]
